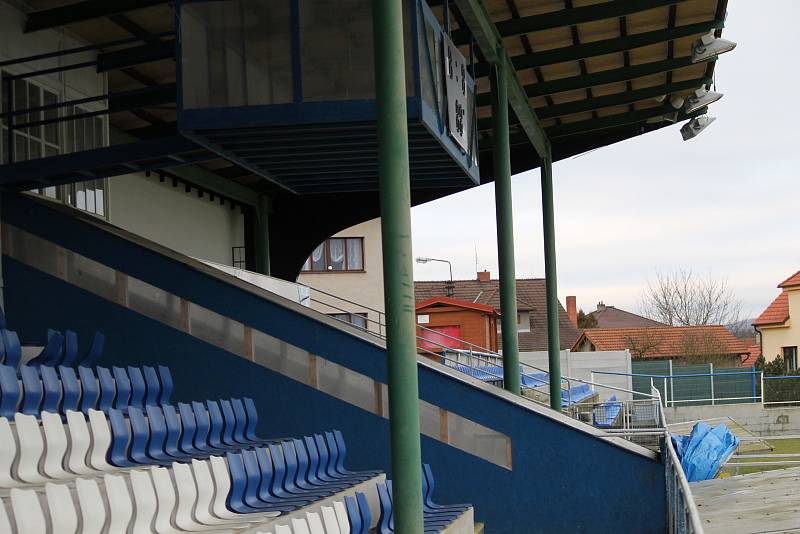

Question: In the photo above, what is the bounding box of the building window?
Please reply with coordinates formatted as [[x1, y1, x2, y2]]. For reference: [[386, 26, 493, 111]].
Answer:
[[301, 237, 364, 272], [329, 312, 368, 330], [231, 246, 246, 269], [784, 346, 798, 373], [1, 75, 109, 219], [498, 312, 530, 333]]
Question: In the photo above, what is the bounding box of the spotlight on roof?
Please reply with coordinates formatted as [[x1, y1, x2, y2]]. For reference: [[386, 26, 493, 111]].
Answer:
[[692, 31, 737, 63], [684, 87, 723, 114], [681, 116, 716, 141]]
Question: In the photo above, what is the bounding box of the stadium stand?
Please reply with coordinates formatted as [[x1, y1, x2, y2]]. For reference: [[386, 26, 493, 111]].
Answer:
[[0, 312, 473, 533]]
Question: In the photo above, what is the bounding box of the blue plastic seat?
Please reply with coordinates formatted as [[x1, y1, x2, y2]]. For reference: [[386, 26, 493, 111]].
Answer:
[[345, 495, 364, 534], [128, 366, 146, 409], [78, 330, 104, 367], [219, 400, 239, 446], [20, 364, 43, 415], [162, 404, 194, 461], [145, 405, 173, 463], [128, 406, 154, 465], [356, 492, 373, 533], [249, 447, 308, 509], [230, 398, 250, 444], [96, 367, 116, 411], [1, 329, 22, 368], [158, 365, 173, 405], [191, 401, 214, 454], [243, 397, 260, 441], [422, 464, 471, 513], [40, 365, 62, 413], [78, 366, 100, 413], [376, 483, 393, 534], [107, 408, 136, 467], [329, 430, 381, 478], [142, 366, 160, 406], [206, 400, 227, 451], [177, 402, 203, 456], [290, 438, 348, 493], [60, 330, 78, 367], [270, 442, 331, 500], [0, 364, 21, 417], [112, 367, 131, 412], [226, 451, 296, 514], [26, 330, 62, 367], [59, 366, 81, 412]]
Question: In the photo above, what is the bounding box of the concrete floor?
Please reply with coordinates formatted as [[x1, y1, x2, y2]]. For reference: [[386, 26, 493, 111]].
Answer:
[[692, 467, 800, 533]]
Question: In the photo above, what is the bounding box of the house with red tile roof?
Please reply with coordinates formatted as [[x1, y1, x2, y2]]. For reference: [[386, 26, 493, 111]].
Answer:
[[414, 272, 579, 352], [571, 325, 750, 365], [753, 271, 800, 372]]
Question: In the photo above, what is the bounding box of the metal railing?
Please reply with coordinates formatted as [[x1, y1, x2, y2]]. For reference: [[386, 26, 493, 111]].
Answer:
[[664, 430, 705, 534]]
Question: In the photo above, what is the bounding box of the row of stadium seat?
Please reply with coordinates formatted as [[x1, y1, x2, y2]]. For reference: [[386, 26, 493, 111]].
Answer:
[[0, 364, 173, 417]]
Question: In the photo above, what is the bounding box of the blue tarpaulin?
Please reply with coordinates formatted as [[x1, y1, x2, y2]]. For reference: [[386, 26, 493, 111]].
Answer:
[[671, 422, 739, 482]]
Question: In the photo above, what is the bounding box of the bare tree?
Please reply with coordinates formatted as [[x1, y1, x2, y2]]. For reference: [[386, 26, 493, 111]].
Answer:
[[640, 268, 742, 327]]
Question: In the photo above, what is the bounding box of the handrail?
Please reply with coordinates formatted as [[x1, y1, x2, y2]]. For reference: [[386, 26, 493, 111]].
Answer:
[[664, 432, 705, 533]]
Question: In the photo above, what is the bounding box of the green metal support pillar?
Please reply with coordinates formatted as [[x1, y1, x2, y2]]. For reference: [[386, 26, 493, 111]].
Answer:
[[541, 146, 562, 410], [372, 1, 424, 532], [491, 56, 521, 395], [255, 195, 270, 276]]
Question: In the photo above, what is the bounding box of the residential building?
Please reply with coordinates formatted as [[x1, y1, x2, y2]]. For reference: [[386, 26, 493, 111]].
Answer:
[[571, 325, 749, 366], [753, 271, 800, 372], [414, 272, 579, 352], [296, 218, 384, 333], [588, 302, 664, 329]]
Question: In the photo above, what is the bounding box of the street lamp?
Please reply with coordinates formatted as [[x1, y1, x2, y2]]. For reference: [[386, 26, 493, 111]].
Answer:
[[416, 257, 454, 296]]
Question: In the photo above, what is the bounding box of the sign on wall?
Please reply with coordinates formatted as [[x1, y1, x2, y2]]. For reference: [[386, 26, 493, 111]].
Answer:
[[442, 34, 471, 153]]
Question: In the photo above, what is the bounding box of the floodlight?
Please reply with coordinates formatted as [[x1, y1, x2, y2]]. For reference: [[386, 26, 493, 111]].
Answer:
[[684, 88, 723, 114], [680, 116, 716, 141], [415, 257, 430, 264], [692, 31, 737, 63], [670, 96, 685, 109]]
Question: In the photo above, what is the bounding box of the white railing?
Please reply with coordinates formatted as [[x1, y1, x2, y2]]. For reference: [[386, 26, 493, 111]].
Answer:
[[664, 432, 705, 534]]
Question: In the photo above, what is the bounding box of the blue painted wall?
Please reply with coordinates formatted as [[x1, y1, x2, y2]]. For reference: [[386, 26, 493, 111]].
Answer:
[[2, 194, 666, 533]]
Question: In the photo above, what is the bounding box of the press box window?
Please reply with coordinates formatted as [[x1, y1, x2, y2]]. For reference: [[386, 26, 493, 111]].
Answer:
[[301, 237, 364, 272]]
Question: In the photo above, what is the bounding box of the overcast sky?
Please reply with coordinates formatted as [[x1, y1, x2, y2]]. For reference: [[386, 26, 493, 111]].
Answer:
[[410, 1, 800, 321]]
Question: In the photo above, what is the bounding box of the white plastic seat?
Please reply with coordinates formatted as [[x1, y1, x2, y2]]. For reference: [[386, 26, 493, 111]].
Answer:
[[150, 466, 186, 534], [87, 410, 115, 472], [305, 512, 326, 534], [0, 418, 20, 487], [332, 501, 350, 534], [274, 526, 292, 534], [44, 482, 78, 534], [41, 412, 71, 480], [76, 477, 107, 534], [0, 498, 12, 534], [9, 488, 46, 534], [173, 462, 252, 530], [292, 517, 312, 534], [320, 506, 341, 534], [105, 473, 134, 533], [65, 411, 95, 476], [14, 413, 48, 484], [130, 469, 159, 534]]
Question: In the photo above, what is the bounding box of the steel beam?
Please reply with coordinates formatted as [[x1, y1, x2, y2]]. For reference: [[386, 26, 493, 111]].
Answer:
[[96, 40, 175, 72], [373, 1, 424, 533], [472, 20, 724, 77], [491, 58, 521, 395], [25, 0, 169, 33], [454, 0, 548, 158], [546, 105, 706, 138], [540, 148, 562, 411], [452, 0, 688, 45], [476, 56, 699, 106], [255, 196, 271, 275]]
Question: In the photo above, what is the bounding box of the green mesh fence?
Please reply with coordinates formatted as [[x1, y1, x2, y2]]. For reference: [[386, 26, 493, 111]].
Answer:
[[630, 360, 758, 406]]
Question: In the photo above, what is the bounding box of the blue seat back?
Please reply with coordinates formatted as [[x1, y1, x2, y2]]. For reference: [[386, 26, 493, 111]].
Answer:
[[78, 366, 99, 413], [178, 402, 199, 454], [356, 492, 373, 534], [376, 483, 392, 534], [162, 404, 183, 458], [1, 330, 22, 368], [158, 365, 173, 405], [112, 367, 131, 411], [40, 365, 62, 413], [108, 408, 135, 467], [230, 398, 248, 443], [345, 495, 364, 534], [60, 330, 78, 367], [20, 364, 43, 415], [127, 406, 150, 464], [0, 364, 20, 417], [96, 366, 116, 411], [128, 366, 146, 409], [191, 401, 211, 452], [219, 399, 237, 446], [59, 366, 80, 412], [142, 366, 160, 406], [205, 400, 225, 450], [79, 331, 104, 367], [243, 397, 259, 441], [146, 405, 169, 462]]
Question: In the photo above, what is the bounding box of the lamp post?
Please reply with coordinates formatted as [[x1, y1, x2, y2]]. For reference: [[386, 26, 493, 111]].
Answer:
[[416, 257, 454, 296]]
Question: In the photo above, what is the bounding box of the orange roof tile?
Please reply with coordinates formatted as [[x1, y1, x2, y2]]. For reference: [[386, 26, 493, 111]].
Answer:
[[753, 291, 789, 327], [571, 325, 748, 359], [415, 296, 498, 315], [739, 340, 761, 367], [778, 270, 800, 288]]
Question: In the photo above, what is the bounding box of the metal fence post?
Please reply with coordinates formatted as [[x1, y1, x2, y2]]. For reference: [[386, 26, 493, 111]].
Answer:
[[761, 371, 765, 408], [710, 362, 715, 406], [669, 359, 675, 409], [664, 377, 668, 408]]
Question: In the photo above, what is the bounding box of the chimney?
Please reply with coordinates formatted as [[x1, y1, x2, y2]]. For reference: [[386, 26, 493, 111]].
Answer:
[[566, 296, 577, 327], [597, 301, 606, 312], [477, 270, 490, 282]]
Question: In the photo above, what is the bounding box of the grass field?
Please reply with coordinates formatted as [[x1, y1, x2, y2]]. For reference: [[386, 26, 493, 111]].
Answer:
[[721, 438, 800, 476]]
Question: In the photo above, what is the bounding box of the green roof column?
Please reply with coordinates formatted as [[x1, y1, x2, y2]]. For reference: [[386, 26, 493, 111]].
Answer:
[[541, 146, 562, 410], [372, 2, 424, 533], [491, 56, 521, 395], [255, 195, 271, 276]]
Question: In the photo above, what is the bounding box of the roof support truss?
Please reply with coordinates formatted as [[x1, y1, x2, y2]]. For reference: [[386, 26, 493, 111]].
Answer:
[[25, 0, 169, 33], [453, 0, 548, 158], [452, 0, 689, 45]]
